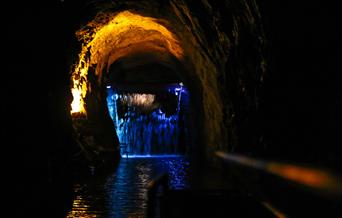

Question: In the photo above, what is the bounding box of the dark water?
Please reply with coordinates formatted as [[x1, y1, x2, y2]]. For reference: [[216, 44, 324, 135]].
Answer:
[[67, 156, 190, 217]]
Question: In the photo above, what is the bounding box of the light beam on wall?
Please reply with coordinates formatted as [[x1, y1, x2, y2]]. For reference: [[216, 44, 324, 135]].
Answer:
[[70, 11, 183, 116]]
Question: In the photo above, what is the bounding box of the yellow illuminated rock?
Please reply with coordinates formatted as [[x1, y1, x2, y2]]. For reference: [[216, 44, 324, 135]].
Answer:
[[70, 11, 183, 115]]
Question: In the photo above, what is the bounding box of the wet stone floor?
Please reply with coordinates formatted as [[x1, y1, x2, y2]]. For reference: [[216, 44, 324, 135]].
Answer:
[[66, 156, 190, 218]]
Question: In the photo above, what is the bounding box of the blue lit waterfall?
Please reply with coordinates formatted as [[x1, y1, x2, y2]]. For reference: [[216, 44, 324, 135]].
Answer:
[[106, 84, 189, 157]]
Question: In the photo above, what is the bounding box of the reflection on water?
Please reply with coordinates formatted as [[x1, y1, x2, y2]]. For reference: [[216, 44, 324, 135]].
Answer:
[[67, 157, 190, 217]]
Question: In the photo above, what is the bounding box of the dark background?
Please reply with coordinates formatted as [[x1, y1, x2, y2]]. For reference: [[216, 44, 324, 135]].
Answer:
[[258, 0, 341, 170]]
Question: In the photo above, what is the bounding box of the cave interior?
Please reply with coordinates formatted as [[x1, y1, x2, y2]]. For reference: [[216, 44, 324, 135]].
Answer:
[[3, 0, 341, 217]]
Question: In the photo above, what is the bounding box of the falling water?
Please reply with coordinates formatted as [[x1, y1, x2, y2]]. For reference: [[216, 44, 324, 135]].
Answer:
[[106, 84, 189, 157]]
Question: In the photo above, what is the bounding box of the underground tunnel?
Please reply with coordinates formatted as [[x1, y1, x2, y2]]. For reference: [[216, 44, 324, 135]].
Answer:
[[4, 0, 341, 217], [69, 10, 204, 164]]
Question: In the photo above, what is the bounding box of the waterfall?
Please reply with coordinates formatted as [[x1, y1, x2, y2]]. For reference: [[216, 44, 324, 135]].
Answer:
[[106, 84, 189, 157]]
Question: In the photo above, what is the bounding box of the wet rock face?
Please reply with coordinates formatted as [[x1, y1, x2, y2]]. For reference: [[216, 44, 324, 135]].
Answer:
[[67, 0, 267, 163]]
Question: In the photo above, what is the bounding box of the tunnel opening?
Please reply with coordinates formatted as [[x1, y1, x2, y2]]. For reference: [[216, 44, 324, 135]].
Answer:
[[106, 82, 190, 158], [68, 9, 204, 164], [104, 60, 192, 158], [104, 48, 193, 158]]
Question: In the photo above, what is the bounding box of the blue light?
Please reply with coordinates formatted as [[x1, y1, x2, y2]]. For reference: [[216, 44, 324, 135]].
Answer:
[[124, 154, 182, 158], [103, 157, 190, 216], [106, 84, 189, 158]]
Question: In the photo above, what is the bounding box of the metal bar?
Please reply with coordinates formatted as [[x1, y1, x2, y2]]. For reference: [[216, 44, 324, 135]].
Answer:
[[216, 151, 342, 196]]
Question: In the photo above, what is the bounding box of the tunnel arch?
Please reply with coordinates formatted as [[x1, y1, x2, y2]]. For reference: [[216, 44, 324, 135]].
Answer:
[[68, 0, 267, 166], [69, 9, 205, 164], [70, 10, 185, 115]]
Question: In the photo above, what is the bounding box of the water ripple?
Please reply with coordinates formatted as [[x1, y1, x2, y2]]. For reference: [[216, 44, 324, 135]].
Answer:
[[67, 157, 190, 217]]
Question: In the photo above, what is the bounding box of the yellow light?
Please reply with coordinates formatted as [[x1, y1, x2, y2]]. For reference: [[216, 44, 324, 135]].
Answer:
[[70, 46, 89, 115], [70, 11, 183, 116], [267, 163, 338, 190]]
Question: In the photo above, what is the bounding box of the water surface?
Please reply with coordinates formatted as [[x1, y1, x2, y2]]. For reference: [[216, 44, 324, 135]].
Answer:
[[67, 156, 190, 217]]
